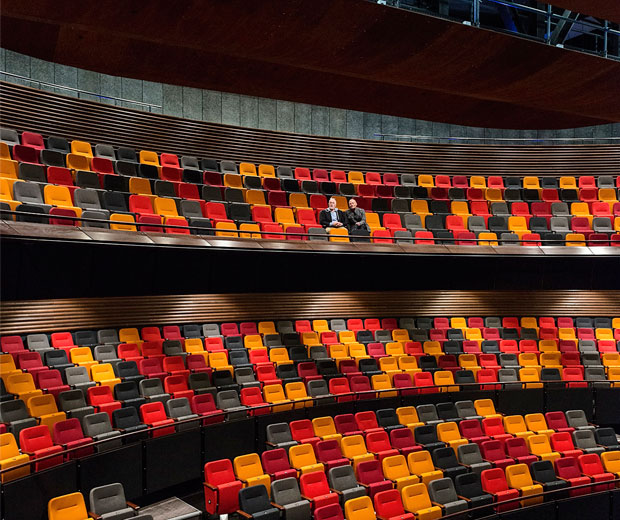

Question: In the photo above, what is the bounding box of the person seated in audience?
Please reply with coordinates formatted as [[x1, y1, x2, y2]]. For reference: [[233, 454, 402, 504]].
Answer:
[[319, 197, 347, 230], [345, 198, 370, 241]]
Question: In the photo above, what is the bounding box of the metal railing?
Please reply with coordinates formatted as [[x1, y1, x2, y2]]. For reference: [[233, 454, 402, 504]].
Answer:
[[2, 209, 619, 248], [0, 71, 162, 111], [373, 0, 620, 60]]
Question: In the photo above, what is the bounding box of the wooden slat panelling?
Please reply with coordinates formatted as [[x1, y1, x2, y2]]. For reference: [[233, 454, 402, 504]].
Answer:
[[1, 82, 619, 177], [1, 291, 618, 334]]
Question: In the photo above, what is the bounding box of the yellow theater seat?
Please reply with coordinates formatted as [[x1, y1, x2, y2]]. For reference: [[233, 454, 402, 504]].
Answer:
[[258, 164, 275, 178], [285, 382, 312, 408], [417, 175, 434, 188], [505, 463, 543, 506], [90, 363, 121, 390], [234, 453, 271, 493], [407, 450, 443, 486], [110, 213, 137, 231], [139, 150, 160, 166], [70, 140, 93, 158], [5, 372, 43, 403], [401, 483, 442, 520], [0, 433, 30, 483], [341, 435, 374, 469], [239, 162, 257, 176], [348, 171, 365, 184], [66, 153, 91, 172], [382, 454, 419, 491], [263, 384, 293, 412], [289, 443, 324, 475], [26, 393, 66, 433], [48, 492, 89, 520], [215, 221, 239, 237], [153, 197, 179, 217], [396, 406, 424, 430], [44, 185, 82, 217], [328, 227, 349, 242], [436, 421, 468, 451]]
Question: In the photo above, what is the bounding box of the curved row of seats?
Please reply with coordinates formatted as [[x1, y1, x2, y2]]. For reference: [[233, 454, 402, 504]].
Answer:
[[2, 128, 620, 245], [38, 402, 620, 518], [203, 405, 619, 518]]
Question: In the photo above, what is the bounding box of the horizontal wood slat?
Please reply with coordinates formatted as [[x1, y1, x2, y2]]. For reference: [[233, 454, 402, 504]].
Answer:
[[1, 82, 619, 177], [1, 291, 618, 334]]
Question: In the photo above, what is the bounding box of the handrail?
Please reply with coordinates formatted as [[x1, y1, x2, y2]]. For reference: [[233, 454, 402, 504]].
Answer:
[[378, 0, 620, 61], [3, 209, 618, 246], [1, 378, 617, 476], [0, 72, 162, 110]]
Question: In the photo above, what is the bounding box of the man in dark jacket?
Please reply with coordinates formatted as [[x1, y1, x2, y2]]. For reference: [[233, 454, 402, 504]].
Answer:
[[319, 197, 347, 229]]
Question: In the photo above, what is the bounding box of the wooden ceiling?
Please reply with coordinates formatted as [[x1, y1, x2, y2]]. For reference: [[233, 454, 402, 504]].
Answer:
[[549, 0, 620, 23], [1, 0, 619, 129]]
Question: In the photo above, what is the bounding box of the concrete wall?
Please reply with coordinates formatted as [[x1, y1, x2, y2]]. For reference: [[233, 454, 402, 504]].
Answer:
[[1, 48, 619, 144]]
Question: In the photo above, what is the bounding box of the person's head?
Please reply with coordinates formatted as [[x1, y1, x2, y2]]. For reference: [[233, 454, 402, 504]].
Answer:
[[348, 198, 357, 210], [328, 197, 337, 210]]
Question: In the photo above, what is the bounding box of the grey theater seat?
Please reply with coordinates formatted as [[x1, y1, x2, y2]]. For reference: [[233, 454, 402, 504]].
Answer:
[[455, 401, 482, 421], [584, 367, 609, 387], [74, 188, 103, 210], [457, 443, 492, 475], [216, 390, 247, 420], [94, 144, 116, 161], [58, 389, 95, 422], [0, 399, 38, 438], [0, 128, 19, 146], [329, 319, 347, 332], [415, 404, 443, 426], [498, 368, 521, 390], [98, 329, 121, 346], [399, 317, 416, 330], [307, 227, 328, 241], [139, 378, 170, 404], [166, 397, 200, 431], [82, 412, 123, 451], [266, 423, 297, 450], [235, 367, 261, 388], [239, 484, 279, 520], [403, 213, 424, 233], [566, 410, 595, 430], [220, 160, 238, 174], [188, 372, 217, 396], [202, 323, 222, 338], [468, 216, 487, 234], [328, 465, 366, 503], [94, 345, 121, 364], [428, 477, 468, 515], [65, 366, 97, 394], [13, 181, 46, 205], [26, 333, 53, 355], [394, 230, 414, 243], [89, 482, 135, 520], [307, 379, 335, 404], [572, 429, 604, 455], [271, 477, 311, 520]]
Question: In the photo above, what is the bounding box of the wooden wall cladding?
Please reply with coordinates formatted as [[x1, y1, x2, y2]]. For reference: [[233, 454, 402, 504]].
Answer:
[[1, 82, 620, 177], [1, 291, 618, 334]]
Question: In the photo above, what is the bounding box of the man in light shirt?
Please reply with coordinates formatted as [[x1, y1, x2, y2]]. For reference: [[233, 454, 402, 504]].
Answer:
[[319, 197, 347, 230]]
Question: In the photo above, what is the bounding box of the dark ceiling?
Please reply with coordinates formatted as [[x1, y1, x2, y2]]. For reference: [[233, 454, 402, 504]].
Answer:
[[549, 0, 620, 23], [1, 0, 619, 129]]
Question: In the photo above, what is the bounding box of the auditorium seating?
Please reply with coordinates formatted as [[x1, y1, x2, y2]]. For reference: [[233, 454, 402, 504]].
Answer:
[[3, 128, 620, 246]]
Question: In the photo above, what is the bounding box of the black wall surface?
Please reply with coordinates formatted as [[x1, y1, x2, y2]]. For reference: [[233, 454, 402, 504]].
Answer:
[[2, 236, 620, 300]]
